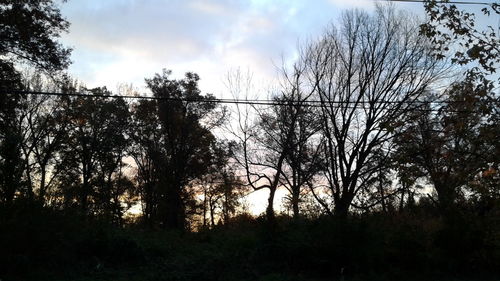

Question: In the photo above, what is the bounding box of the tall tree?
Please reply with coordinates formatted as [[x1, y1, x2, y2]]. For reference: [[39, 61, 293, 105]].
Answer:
[[146, 70, 222, 229], [0, 0, 71, 72], [394, 72, 499, 215], [274, 64, 324, 220], [0, 64, 24, 204], [228, 67, 323, 222], [199, 141, 246, 227], [129, 99, 163, 226], [392, 0, 500, 216], [0, 0, 71, 204], [57, 87, 131, 217], [18, 72, 70, 204], [302, 6, 445, 217]]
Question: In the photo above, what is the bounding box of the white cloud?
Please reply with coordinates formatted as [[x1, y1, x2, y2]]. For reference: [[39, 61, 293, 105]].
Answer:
[[59, 0, 389, 94], [189, 0, 231, 15], [328, 0, 375, 8]]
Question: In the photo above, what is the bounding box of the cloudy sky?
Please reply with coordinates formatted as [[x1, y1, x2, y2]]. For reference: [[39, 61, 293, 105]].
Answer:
[[59, 0, 429, 96]]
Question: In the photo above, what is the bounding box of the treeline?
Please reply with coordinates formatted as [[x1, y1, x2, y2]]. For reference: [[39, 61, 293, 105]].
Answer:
[[1, 1, 500, 280], [1, 70, 246, 229], [1, 1, 499, 228]]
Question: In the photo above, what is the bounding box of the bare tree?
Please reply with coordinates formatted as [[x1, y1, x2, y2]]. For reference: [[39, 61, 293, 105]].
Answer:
[[227, 64, 324, 221], [226, 70, 288, 222], [275, 62, 325, 220], [18, 72, 71, 204], [302, 6, 447, 217]]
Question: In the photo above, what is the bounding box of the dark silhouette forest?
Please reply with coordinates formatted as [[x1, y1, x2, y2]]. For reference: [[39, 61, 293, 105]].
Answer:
[[1, 1, 499, 280]]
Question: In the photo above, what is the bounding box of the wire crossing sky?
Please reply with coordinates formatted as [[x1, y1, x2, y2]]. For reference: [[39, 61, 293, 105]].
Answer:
[[383, 0, 497, 5], [58, 0, 498, 99], [4, 90, 495, 113]]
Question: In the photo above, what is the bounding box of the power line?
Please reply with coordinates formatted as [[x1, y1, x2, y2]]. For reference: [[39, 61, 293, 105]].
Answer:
[[382, 0, 498, 5], [2, 90, 495, 113], [2, 89, 489, 104]]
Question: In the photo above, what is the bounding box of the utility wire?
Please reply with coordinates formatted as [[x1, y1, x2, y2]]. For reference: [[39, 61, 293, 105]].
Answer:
[[2, 90, 496, 113], [3, 89, 492, 104], [382, 0, 498, 5]]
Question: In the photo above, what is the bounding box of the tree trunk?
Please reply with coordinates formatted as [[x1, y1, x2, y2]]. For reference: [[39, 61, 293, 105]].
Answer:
[[399, 182, 406, 213], [202, 189, 207, 227], [435, 182, 457, 217], [292, 187, 300, 220], [378, 176, 387, 213], [334, 196, 351, 218], [164, 181, 185, 230], [266, 187, 276, 222], [39, 165, 46, 204], [81, 173, 89, 214]]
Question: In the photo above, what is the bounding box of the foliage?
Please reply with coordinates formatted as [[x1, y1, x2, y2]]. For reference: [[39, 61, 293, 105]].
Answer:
[[420, 0, 500, 73], [133, 70, 225, 229], [394, 66, 499, 215], [1, 204, 499, 281], [0, 0, 71, 205], [0, 0, 72, 72]]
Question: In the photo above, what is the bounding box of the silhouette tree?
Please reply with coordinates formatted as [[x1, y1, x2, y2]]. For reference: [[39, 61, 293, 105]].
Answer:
[[129, 99, 163, 226], [0, 65, 24, 204], [92, 94, 132, 223], [0, 0, 71, 72], [227, 68, 323, 222], [0, 0, 71, 204], [146, 70, 222, 229], [389, 0, 500, 216], [420, 0, 500, 74], [351, 149, 398, 213], [301, 6, 446, 217], [393, 147, 425, 212], [275, 64, 324, 220], [199, 141, 246, 227], [17, 72, 72, 204], [56, 87, 131, 216], [394, 72, 498, 215]]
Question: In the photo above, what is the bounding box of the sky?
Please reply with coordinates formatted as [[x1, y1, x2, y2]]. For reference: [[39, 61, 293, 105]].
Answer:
[[59, 0, 497, 96], [59, 0, 423, 96], [57, 0, 496, 215]]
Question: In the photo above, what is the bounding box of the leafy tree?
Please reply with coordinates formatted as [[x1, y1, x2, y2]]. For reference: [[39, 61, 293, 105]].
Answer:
[[146, 70, 222, 229], [198, 141, 246, 227], [394, 0, 500, 216], [17, 72, 71, 204], [0, 0, 71, 204], [420, 0, 500, 74], [129, 99, 163, 226], [0, 0, 71, 72], [56, 87, 132, 218], [93, 96, 133, 223], [394, 72, 499, 215], [0, 64, 24, 204]]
